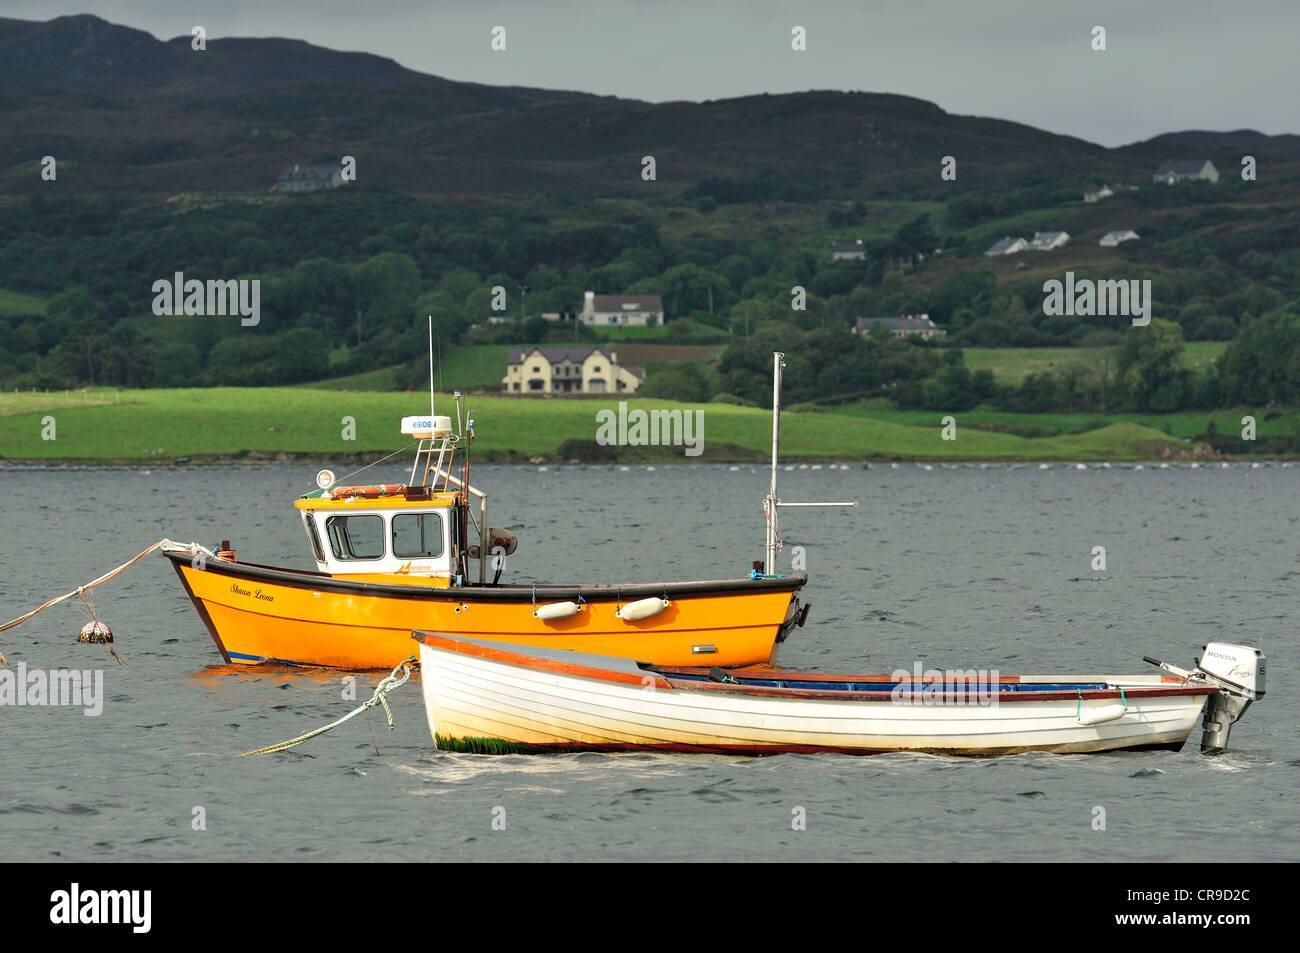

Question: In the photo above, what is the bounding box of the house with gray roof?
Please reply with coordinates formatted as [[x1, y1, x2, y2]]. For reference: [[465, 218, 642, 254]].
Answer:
[[271, 164, 344, 192], [1028, 230, 1070, 251], [983, 236, 1029, 257], [852, 314, 945, 340], [1099, 229, 1140, 247], [579, 292, 664, 327], [502, 346, 644, 394], [1152, 159, 1219, 185]]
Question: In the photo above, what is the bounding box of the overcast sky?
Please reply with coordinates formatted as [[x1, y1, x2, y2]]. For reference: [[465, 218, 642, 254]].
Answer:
[[10, 0, 1297, 147]]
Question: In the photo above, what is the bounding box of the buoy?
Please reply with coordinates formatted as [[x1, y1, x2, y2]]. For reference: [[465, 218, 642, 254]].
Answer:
[[1077, 704, 1128, 726], [78, 620, 113, 644], [534, 601, 581, 621], [617, 597, 669, 621]]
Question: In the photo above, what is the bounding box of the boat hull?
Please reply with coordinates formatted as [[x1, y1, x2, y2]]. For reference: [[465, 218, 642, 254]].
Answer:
[[414, 634, 1215, 757], [166, 552, 805, 669]]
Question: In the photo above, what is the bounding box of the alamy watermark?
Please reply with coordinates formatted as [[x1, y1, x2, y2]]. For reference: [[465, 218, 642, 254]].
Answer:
[[152, 272, 260, 326], [596, 402, 704, 457], [49, 883, 150, 933], [1042, 271, 1151, 326], [1, 663, 104, 716], [890, 663, 1000, 707]]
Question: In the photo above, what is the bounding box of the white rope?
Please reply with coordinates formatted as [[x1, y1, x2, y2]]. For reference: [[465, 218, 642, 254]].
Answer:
[[0, 539, 213, 667], [239, 659, 417, 756]]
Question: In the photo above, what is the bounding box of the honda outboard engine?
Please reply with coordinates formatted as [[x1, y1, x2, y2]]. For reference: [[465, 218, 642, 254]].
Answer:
[[1195, 643, 1266, 753], [1144, 642, 1265, 753]]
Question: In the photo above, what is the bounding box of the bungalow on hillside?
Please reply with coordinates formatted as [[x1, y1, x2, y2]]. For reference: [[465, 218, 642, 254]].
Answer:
[[579, 292, 664, 327], [1099, 229, 1140, 247], [1084, 185, 1114, 203], [852, 314, 945, 340], [831, 239, 867, 261], [1152, 159, 1219, 185], [984, 236, 1029, 257], [1028, 230, 1070, 251], [271, 164, 344, 192], [502, 346, 644, 394]]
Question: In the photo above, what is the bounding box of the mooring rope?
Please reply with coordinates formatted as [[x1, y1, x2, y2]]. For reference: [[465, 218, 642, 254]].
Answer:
[[238, 658, 417, 757], [0, 538, 212, 667]]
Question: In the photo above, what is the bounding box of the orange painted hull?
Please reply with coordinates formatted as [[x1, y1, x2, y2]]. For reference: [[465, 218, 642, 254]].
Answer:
[[166, 553, 807, 669]]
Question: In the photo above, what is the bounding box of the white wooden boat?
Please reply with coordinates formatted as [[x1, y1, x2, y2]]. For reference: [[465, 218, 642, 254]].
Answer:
[[412, 632, 1264, 757]]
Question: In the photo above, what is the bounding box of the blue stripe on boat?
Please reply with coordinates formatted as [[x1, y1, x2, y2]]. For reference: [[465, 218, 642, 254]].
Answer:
[[665, 673, 1109, 692], [227, 651, 322, 668]]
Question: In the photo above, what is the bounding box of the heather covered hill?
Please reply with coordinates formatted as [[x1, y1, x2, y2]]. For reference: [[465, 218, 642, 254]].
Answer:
[[0, 14, 601, 105], [3, 15, 1298, 198]]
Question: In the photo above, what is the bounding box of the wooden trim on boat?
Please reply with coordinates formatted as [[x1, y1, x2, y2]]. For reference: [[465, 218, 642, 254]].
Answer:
[[161, 549, 806, 602], [414, 631, 674, 689]]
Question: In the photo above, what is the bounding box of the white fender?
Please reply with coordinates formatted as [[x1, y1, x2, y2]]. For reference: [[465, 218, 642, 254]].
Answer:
[[1077, 704, 1128, 726], [617, 597, 669, 621], [534, 601, 581, 620]]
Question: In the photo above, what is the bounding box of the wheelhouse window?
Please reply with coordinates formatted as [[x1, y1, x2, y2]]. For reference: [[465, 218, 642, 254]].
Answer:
[[325, 515, 385, 560], [392, 513, 445, 558], [303, 513, 326, 562]]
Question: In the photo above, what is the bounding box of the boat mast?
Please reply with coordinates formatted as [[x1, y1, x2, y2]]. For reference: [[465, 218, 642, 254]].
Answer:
[[765, 353, 783, 574], [763, 350, 858, 575]]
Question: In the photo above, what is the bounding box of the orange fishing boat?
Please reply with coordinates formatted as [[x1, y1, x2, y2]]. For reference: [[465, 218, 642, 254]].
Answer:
[[165, 352, 839, 670]]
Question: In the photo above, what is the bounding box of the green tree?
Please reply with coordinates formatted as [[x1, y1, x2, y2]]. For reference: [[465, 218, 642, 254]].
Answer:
[[1115, 318, 1188, 411], [1220, 310, 1300, 405]]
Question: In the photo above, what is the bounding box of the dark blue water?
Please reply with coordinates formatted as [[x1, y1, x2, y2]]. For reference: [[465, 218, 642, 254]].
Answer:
[[1, 463, 1295, 861]]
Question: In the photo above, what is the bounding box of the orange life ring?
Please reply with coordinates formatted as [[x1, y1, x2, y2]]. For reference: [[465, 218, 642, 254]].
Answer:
[[329, 484, 407, 499]]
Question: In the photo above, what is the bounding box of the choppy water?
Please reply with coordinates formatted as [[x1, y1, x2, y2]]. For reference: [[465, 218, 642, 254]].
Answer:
[[1, 462, 1295, 861]]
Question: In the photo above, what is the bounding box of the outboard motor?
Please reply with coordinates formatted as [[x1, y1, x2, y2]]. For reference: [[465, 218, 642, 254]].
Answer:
[[1195, 643, 1265, 753], [1144, 642, 1265, 753]]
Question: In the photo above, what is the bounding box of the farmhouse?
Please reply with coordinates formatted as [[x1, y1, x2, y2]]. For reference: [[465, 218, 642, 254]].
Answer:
[[1152, 159, 1219, 185], [1099, 229, 1140, 247], [271, 164, 344, 192], [579, 292, 664, 327], [502, 346, 644, 394], [852, 314, 945, 340], [984, 236, 1028, 257], [1084, 185, 1113, 203], [1028, 230, 1070, 251], [831, 239, 867, 261]]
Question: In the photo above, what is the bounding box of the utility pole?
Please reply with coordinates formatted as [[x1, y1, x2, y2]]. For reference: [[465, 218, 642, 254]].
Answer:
[[356, 308, 362, 348]]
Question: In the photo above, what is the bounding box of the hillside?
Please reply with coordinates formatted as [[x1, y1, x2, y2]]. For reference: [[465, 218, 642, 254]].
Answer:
[[8, 15, 1298, 199], [0, 14, 602, 106]]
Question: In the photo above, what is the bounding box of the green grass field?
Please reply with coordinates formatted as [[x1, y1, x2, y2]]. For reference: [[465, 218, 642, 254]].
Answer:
[[0, 288, 48, 317], [963, 342, 1228, 384], [0, 386, 1238, 463]]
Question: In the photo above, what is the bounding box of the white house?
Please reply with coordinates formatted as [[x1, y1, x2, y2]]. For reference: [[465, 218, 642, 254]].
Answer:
[[579, 292, 664, 327], [852, 314, 945, 340], [831, 239, 867, 261], [1099, 230, 1140, 247], [1084, 185, 1113, 203], [502, 346, 644, 394], [1028, 230, 1070, 251], [983, 236, 1029, 257], [1152, 159, 1219, 185], [272, 164, 344, 192]]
